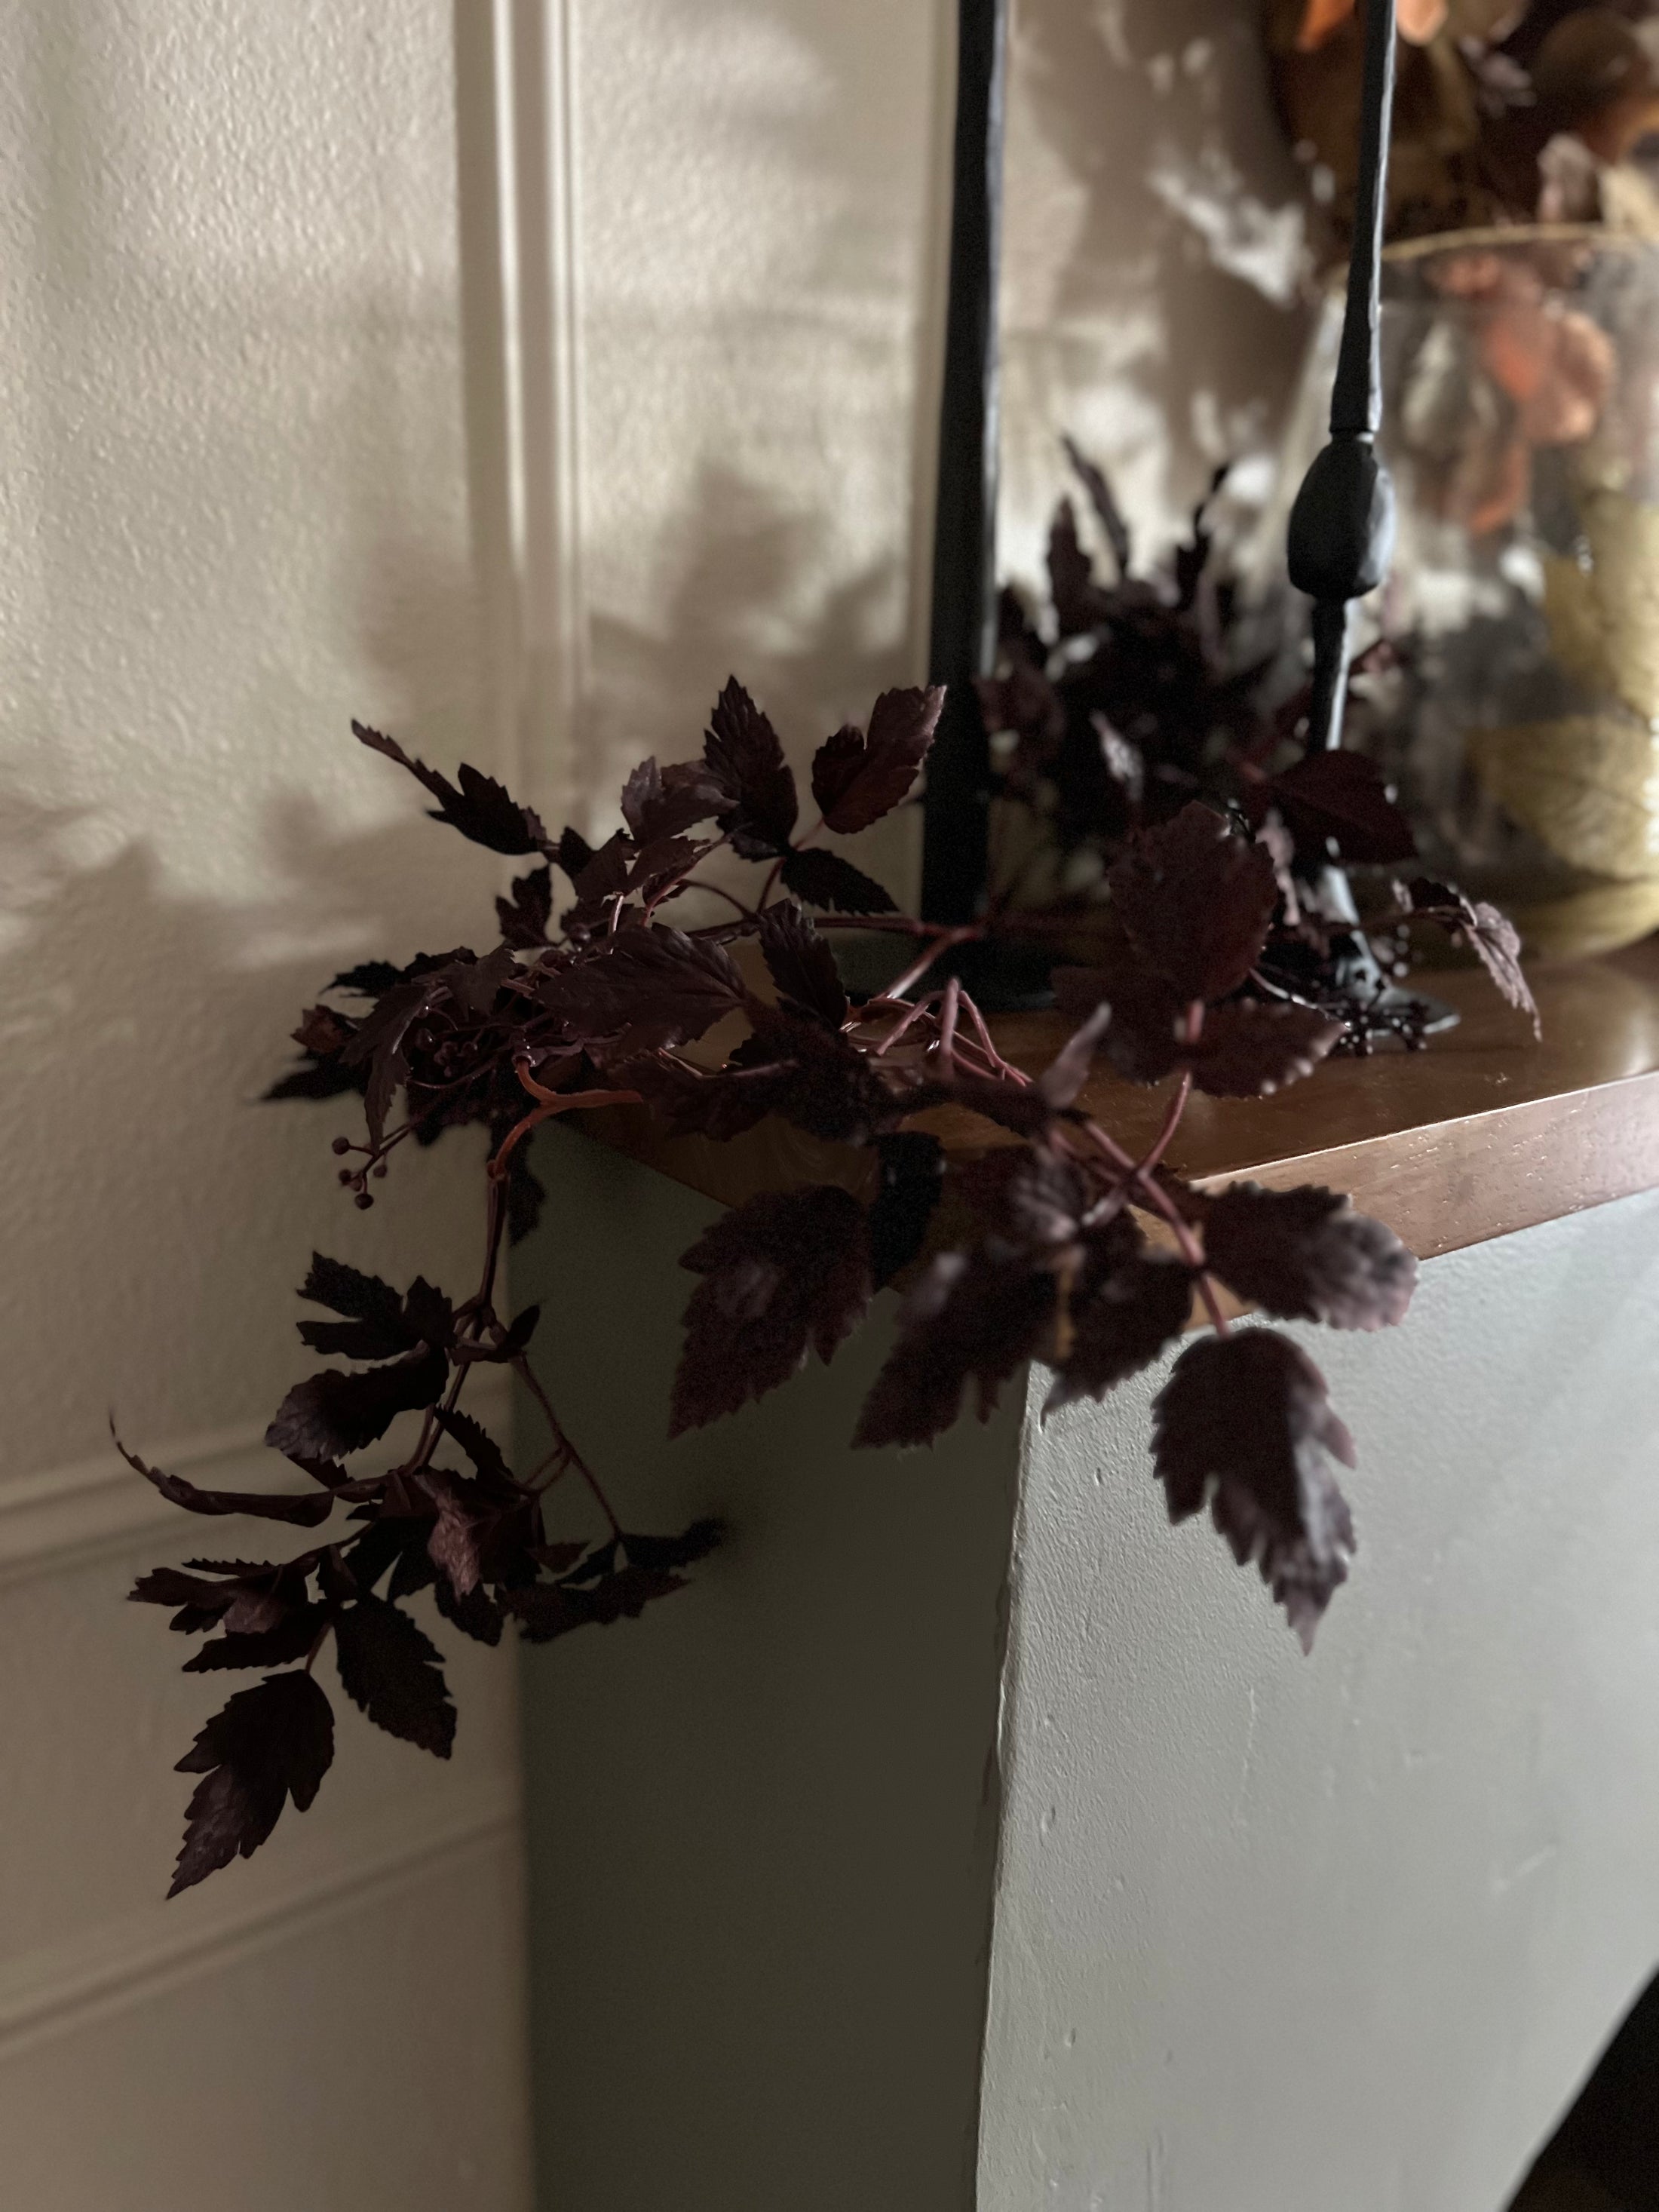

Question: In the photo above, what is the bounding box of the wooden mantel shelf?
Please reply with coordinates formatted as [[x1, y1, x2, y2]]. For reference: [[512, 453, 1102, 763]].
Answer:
[[578, 940, 1659, 1263]]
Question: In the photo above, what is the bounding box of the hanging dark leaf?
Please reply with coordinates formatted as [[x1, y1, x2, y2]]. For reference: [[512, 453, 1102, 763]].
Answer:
[[1253, 748, 1418, 866], [112, 1436, 337, 1528], [353, 720, 550, 855], [809, 686, 944, 834], [333, 1595, 456, 1756], [1152, 1330, 1357, 1651], [854, 1248, 1056, 1449], [703, 678, 799, 857], [758, 900, 848, 1029], [1202, 1182, 1417, 1330], [1045, 1249, 1194, 1415], [265, 1345, 449, 1462], [1188, 1001, 1344, 1098], [539, 926, 747, 1050], [496, 863, 554, 948], [867, 1131, 946, 1286], [670, 1185, 871, 1434], [182, 1607, 327, 1674], [170, 1671, 336, 1895], [1107, 803, 1278, 1005], [777, 848, 898, 915]]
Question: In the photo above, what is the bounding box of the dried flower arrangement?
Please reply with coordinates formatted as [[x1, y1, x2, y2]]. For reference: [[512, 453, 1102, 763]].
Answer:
[[120, 676, 1535, 1897], [1268, 0, 1659, 249]]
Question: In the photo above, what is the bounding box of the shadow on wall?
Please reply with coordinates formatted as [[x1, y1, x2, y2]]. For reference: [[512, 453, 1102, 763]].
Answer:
[[0, 784, 497, 1484], [569, 0, 951, 846], [581, 463, 926, 899], [999, 0, 1315, 579]]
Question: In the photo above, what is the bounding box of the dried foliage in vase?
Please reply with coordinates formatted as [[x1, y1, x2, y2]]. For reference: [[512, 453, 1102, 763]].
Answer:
[[1268, 0, 1659, 248], [121, 671, 1535, 1894]]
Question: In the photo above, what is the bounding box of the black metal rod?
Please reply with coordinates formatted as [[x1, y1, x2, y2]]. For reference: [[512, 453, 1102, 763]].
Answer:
[[1332, 0, 1396, 439], [1287, 0, 1397, 758], [921, 0, 1009, 925]]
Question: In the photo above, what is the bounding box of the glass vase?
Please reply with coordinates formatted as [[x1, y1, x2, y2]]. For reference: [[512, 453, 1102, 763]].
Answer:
[[1277, 228, 1659, 959]]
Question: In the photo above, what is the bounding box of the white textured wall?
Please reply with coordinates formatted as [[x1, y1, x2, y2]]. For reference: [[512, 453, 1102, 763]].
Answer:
[[998, 0, 1312, 590], [0, 3, 529, 2201]]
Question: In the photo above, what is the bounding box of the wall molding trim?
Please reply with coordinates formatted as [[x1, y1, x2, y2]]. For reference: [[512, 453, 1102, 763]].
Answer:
[[454, 0, 587, 833], [0, 1371, 514, 1588], [0, 1778, 520, 2063]]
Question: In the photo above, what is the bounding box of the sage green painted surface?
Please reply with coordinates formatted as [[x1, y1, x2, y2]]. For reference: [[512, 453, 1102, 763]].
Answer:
[[981, 1188, 1659, 2212], [516, 1124, 1020, 2212], [520, 1134, 1659, 2210]]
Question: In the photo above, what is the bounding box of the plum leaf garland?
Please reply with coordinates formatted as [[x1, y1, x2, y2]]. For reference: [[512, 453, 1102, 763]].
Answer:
[[124, 676, 1533, 1892]]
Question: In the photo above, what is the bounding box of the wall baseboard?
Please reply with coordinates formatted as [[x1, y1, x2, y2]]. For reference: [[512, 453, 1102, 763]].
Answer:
[[0, 1776, 521, 2063]]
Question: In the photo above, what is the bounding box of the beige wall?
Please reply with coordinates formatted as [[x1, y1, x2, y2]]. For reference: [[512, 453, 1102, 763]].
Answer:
[[564, 0, 953, 902], [0, 2, 529, 2200], [998, 0, 1312, 593]]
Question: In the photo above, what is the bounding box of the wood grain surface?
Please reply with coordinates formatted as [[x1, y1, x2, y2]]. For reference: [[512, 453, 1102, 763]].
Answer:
[[575, 940, 1659, 1260]]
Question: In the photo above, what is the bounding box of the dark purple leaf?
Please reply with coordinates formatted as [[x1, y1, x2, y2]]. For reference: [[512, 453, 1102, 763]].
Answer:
[[170, 1671, 335, 1894], [1188, 1002, 1342, 1098], [670, 1185, 871, 1434], [339, 974, 443, 1148], [955, 1148, 1089, 1247], [703, 678, 799, 857], [1256, 749, 1417, 866], [333, 1596, 455, 1756], [496, 863, 554, 948], [353, 720, 550, 856], [422, 1471, 490, 1599], [1202, 1182, 1417, 1330], [330, 961, 406, 999], [808, 686, 944, 834], [265, 1345, 449, 1462], [1045, 1250, 1192, 1415], [434, 1407, 514, 1489], [868, 1131, 946, 1286], [113, 1435, 336, 1528], [434, 1576, 505, 1646], [1401, 878, 1539, 1034], [621, 756, 726, 844], [1152, 1330, 1357, 1651], [759, 900, 848, 1029], [182, 1607, 327, 1673], [1107, 802, 1277, 1004], [778, 848, 898, 916], [556, 824, 595, 885], [854, 1248, 1055, 1449], [1051, 963, 1185, 1086], [539, 927, 747, 1051]]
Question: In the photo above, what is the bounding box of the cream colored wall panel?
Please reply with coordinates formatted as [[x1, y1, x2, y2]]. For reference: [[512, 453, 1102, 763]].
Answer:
[[0, 1834, 530, 2212]]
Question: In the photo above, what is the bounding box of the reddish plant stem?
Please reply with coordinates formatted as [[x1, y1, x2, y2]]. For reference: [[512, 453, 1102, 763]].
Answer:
[[937, 976, 961, 1070], [511, 1355, 621, 1536], [885, 925, 979, 1002]]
